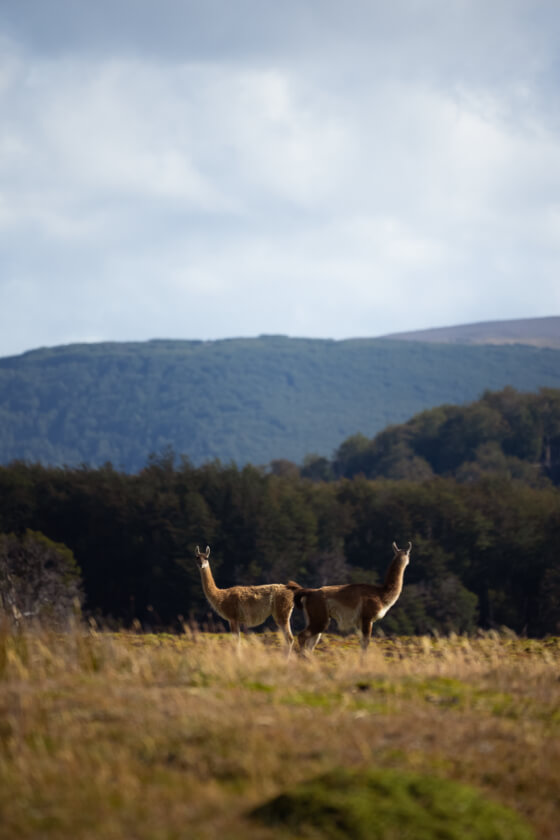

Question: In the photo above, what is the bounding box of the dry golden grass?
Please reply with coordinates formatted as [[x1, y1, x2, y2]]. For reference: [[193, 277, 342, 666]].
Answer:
[[0, 623, 558, 839]]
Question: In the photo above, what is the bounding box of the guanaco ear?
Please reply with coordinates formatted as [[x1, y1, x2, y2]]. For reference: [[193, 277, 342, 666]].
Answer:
[[205, 546, 211, 558], [392, 541, 399, 554], [195, 545, 201, 557], [407, 541, 412, 552]]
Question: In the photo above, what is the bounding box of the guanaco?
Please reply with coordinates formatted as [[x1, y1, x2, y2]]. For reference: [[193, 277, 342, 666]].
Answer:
[[195, 545, 300, 649], [293, 541, 411, 654]]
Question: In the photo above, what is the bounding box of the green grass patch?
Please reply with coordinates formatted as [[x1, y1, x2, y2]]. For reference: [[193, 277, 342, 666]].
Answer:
[[282, 688, 344, 709], [346, 675, 551, 723], [250, 767, 535, 840], [244, 680, 275, 693]]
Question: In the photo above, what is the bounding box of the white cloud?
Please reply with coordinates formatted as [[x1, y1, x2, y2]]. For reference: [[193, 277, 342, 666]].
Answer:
[[0, 1, 559, 356]]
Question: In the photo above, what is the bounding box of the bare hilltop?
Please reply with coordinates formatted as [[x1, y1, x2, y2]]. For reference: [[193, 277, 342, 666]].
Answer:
[[381, 315, 560, 348]]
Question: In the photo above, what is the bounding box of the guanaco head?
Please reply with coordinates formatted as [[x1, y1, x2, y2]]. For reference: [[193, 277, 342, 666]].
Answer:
[[392, 541, 412, 567], [195, 545, 211, 569]]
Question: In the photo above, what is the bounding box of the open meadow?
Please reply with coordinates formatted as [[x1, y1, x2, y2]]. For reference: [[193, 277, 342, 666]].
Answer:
[[0, 625, 559, 839]]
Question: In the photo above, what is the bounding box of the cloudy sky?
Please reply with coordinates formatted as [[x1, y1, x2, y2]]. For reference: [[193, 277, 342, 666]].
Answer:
[[1, 1, 559, 358]]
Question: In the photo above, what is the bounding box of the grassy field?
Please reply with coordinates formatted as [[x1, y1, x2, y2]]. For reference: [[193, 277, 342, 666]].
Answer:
[[0, 624, 559, 839]]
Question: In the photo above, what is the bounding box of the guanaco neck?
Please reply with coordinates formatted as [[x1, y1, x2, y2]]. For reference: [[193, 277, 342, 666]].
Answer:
[[381, 555, 408, 604], [199, 561, 223, 606]]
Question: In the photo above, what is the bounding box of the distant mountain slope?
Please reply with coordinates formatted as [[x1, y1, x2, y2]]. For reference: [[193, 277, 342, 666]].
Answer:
[[1, 335, 560, 470], [380, 316, 560, 348]]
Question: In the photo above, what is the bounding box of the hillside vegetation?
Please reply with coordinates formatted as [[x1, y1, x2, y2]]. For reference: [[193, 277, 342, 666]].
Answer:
[[1, 335, 560, 469]]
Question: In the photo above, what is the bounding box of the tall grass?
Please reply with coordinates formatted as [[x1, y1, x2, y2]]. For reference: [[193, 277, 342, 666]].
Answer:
[[0, 622, 558, 838]]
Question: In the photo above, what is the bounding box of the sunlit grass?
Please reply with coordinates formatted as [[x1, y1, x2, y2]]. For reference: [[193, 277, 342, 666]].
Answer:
[[0, 622, 558, 838]]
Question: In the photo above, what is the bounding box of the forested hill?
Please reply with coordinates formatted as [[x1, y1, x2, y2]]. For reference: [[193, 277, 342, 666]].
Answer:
[[311, 387, 560, 486], [2, 335, 560, 470]]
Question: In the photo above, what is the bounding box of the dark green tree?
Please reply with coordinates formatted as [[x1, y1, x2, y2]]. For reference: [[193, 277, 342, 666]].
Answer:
[[0, 530, 82, 624]]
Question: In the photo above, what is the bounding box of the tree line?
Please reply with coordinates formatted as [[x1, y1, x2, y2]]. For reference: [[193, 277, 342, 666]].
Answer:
[[1, 435, 559, 636]]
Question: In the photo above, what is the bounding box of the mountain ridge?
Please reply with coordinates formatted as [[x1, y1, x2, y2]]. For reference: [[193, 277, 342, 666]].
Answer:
[[380, 315, 560, 348], [3, 315, 559, 364]]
